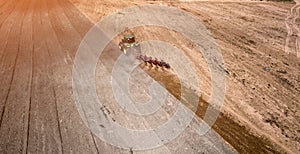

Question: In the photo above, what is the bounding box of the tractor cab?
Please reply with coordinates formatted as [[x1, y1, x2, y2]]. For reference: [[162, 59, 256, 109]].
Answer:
[[123, 34, 135, 44], [119, 34, 140, 54]]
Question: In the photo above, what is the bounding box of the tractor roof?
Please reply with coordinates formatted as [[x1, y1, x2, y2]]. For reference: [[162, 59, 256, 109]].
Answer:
[[124, 34, 135, 39]]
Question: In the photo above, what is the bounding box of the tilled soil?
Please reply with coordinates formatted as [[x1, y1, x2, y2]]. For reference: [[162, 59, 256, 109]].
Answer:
[[0, 0, 299, 153]]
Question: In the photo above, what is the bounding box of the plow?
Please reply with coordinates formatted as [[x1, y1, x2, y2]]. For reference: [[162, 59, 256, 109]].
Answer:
[[118, 34, 171, 69]]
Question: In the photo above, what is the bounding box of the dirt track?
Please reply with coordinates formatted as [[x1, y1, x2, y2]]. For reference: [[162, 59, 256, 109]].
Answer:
[[0, 0, 299, 153]]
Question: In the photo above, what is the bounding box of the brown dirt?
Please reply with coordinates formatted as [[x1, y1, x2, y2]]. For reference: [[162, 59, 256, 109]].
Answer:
[[0, 0, 299, 153], [69, 0, 299, 153]]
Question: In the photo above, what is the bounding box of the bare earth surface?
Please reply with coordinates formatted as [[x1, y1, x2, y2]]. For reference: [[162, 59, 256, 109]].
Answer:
[[0, 0, 299, 154]]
